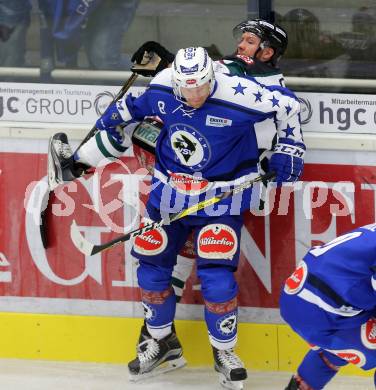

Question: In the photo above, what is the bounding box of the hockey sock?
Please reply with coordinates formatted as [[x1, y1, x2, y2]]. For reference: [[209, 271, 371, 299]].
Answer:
[[204, 297, 238, 350], [298, 350, 347, 389], [197, 265, 238, 349], [141, 287, 176, 340]]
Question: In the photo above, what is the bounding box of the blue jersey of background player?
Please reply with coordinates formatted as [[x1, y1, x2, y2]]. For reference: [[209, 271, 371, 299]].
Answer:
[[281, 223, 376, 390], [131, 19, 290, 304], [61, 46, 304, 387]]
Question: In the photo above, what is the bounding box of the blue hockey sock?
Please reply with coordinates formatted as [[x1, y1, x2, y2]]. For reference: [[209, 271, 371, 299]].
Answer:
[[141, 287, 176, 340], [204, 300, 238, 349], [298, 350, 347, 389]]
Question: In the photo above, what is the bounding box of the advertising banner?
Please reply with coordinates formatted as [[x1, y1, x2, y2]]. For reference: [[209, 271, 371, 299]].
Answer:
[[0, 139, 375, 323], [298, 93, 376, 134], [0, 83, 145, 124], [2, 82, 376, 135]]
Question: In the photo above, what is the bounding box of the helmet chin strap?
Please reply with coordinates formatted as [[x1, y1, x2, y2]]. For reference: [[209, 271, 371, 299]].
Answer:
[[253, 42, 276, 64], [208, 78, 216, 95]]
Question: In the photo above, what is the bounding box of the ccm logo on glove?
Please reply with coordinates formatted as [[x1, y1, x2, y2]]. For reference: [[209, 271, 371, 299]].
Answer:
[[273, 143, 305, 158], [269, 137, 306, 185]]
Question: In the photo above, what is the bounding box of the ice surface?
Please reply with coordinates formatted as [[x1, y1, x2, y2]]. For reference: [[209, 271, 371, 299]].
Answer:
[[0, 359, 373, 390]]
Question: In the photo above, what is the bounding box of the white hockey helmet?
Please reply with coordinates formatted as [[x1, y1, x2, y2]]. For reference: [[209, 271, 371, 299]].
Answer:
[[172, 47, 215, 98]]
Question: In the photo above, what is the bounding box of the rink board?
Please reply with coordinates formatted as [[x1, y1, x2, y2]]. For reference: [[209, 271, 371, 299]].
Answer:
[[0, 128, 376, 378], [0, 312, 371, 378]]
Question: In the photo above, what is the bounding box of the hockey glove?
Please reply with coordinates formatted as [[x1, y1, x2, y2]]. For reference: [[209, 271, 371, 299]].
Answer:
[[269, 138, 305, 186], [95, 103, 126, 143], [131, 41, 174, 75]]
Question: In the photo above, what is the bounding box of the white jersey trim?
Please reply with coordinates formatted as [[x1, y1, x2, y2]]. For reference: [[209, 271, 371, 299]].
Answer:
[[372, 276, 376, 291], [208, 332, 237, 350], [297, 288, 363, 317]]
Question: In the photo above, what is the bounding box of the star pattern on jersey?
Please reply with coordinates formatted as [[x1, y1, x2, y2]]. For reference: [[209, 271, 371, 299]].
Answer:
[[253, 91, 262, 102], [269, 95, 280, 107], [282, 124, 295, 138], [232, 82, 247, 95], [285, 104, 292, 115]]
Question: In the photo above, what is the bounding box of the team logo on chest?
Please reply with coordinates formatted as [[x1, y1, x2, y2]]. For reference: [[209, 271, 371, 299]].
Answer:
[[169, 123, 210, 169]]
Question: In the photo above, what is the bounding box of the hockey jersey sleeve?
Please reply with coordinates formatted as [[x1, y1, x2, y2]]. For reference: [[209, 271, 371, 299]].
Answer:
[[252, 84, 305, 183], [77, 82, 156, 167], [94, 85, 157, 143], [116, 67, 173, 123], [261, 85, 303, 144]]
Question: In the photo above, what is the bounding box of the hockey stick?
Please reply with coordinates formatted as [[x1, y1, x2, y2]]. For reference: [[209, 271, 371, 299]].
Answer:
[[75, 72, 138, 152], [66, 50, 164, 155], [40, 52, 162, 248], [70, 171, 275, 256]]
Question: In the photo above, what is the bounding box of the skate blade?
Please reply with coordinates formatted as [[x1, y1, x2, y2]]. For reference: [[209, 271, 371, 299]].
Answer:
[[218, 373, 244, 390], [128, 356, 187, 383]]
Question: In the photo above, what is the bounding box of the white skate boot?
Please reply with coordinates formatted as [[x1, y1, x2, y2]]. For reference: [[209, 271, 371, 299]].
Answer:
[[213, 346, 247, 390]]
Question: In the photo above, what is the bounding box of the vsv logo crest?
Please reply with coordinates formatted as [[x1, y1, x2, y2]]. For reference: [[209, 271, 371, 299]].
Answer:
[[169, 123, 210, 169]]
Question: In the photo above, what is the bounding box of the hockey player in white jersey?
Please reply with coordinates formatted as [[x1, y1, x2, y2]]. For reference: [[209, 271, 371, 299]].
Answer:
[[131, 18, 288, 86], [131, 18, 289, 303], [50, 47, 304, 389]]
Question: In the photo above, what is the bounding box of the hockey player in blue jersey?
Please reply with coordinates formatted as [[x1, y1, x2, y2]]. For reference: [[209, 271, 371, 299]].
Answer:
[[280, 224, 376, 390], [131, 19, 290, 303], [50, 46, 304, 389]]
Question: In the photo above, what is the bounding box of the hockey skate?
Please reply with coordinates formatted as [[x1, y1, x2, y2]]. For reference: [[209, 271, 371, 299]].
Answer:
[[47, 132, 87, 190], [128, 322, 187, 382], [285, 374, 312, 390], [213, 346, 247, 390], [285, 375, 299, 389]]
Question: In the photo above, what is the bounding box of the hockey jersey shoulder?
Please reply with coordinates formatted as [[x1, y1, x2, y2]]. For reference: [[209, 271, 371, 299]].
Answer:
[[149, 68, 173, 89], [215, 57, 285, 87], [211, 72, 297, 114]]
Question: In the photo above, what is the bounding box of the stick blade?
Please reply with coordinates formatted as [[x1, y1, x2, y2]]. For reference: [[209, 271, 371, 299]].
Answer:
[[70, 220, 95, 256]]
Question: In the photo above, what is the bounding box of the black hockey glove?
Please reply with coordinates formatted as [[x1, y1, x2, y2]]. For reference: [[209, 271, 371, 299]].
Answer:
[[131, 41, 175, 74]]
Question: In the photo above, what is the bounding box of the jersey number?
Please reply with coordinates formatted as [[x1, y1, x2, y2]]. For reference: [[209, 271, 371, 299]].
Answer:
[[309, 231, 362, 257]]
